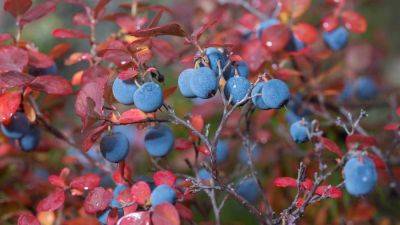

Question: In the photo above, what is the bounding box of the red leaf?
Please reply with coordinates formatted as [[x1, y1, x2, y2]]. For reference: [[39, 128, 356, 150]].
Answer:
[[320, 137, 343, 157], [191, 19, 219, 41], [118, 68, 138, 80], [296, 198, 304, 208], [65, 52, 92, 66], [4, 0, 32, 17], [27, 49, 54, 69], [396, 107, 400, 117], [117, 188, 135, 206], [190, 114, 204, 132], [0, 33, 13, 43], [84, 187, 113, 214], [153, 170, 176, 187], [384, 123, 400, 131], [368, 153, 386, 169], [301, 179, 313, 190], [29, 75, 73, 95], [117, 211, 150, 225], [36, 188, 65, 212], [94, 0, 110, 18], [73, 13, 91, 26], [48, 175, 67, 188], [315, 185, 342, 199], [70, 173, 101, 191], [103, 49, 133, 67], [129, 23, 186, 37], [151, 203, 180, 225], [0, 46, 28, 73], [0, 91, 21, 123], [49, 43, 71, 59], [52, 28, 89, 39], [81, 124, 107, 151], [175, 203, 193, 221], [174, 138, 193, 151], [273, 177, 297, 188], [197, 145, 210, 156], [241, 39, 271, 72], [341, 11, 367, 34], [346, 134, 377, 150], [75, 78, 106, 127], [107, 208, 119, 225], [20, 0, 57, 26], [281, 0, 311, 18], [321, 15, 339, 32], [0, 71, 34, 88], [17, 213, 40, 225], [292, 23, 318, 44], [163, 86, 177, 100], [130, 181, 151, 205], [261, 24, 290, 52], [118, 109, 147, 124]]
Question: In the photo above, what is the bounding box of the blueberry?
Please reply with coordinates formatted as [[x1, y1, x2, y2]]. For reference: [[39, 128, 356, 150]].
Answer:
[[110, 184, 128, 208], [98, 208, 124, 225], [256, 18, 280, 38], [144, 124, 174, 157], [150, 184, 176, 207], [339, 81, 354, 102], [178, 69, 196, 98], [112, 78, 138, 105], [133, 82, 163, 112], [205, 47, 228, 75], [29, 64, 58, 76], [344, 155, 377, 196], [238, 145, 261, 165], [198, 168, 212, 180], [100, 132, 130, 163], [261, 79, 290, 109], [216, 140, 229, 163], [354, 76, 378, 100], [224, 61, 250, 80], [323, 26, 349, 51], [18, 125, 40, 152], [112, 125, 136, 145], [190, 67, 218, 99], [224, 76, 251, 105], [236, 178, 261, 204], [251, 82, 269, 109], [290, 120, 309, 143], [1, 112, 30, 139], [286, 34, 305, 52]]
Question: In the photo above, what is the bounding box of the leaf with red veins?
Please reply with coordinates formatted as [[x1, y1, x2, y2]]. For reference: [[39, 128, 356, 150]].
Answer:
[[174, 138, 193, 151], [81, 124, 108, 152], [52, 28, 89, 39], [273, 177, 297, 188], [4, 0, 32, 17], [0, 90, 21, 123], [27, 49, 54, 69], [151, 203, 180, 225], [70, 173, 101, 192], [118, 67, 138, 80], [129, 23, 186, 37], [0, 46, 28, 73], [130, 181, 151, 205], [241, 39, 271, 72], [319, 137, 343, 157], [48, 175, 67, 188], [315, 185, 342, 199], [117, 188, 135, 206], [118, 109, 147, 124], [84, 187, 113, 214], [103, 49, 133, 67], [153, 170, 176, 187], [29, 75, 73, 95], [261, 24, 291, 52], [20, 0, 57, 26], [292, 23, 318, 44], [17, 213, 40, 225], [0, 71, 34, 88], [36, 188, 65, 212], [117, 211, 151, 225], [341, 11, 367, 34]]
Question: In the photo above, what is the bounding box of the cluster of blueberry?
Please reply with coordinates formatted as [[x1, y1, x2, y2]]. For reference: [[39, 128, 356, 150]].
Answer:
[[1, 112, 41, 152]]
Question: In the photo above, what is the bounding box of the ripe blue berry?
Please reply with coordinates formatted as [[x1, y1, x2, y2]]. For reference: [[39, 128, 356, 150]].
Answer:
[[238, 145, 261, 165], [224, 61, 250, 80], [216, 140, 229, 163], [178, 68, 196, 98], [286, 34, 305, 52], [354, 76, 378, 100], [144, 125, 174, 157], [236, 178, 261, 204], [290, 120, 309, 143], [1, 112, 30, 139], [256, 18, 280, 38], [190, 67, 218, 99], [323, 26, 349, 51], [150, 184, 176, 207], [112, 78, 138, 105], [251, 82, 269, 109], [98, 208, 123, 225], [110, 184, 128, 208], [344, 155, 377, 196], [224, 76, 251, 105], [261, 79, 290, 109], [205, 47, 228, 74], [112, 125, 136, 145], [133, 82, 163, 112], [19, 125, 40, 152], [198, 168, 212, 180], [100, 132, 130, 163], [29, 64, 58, 76]]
